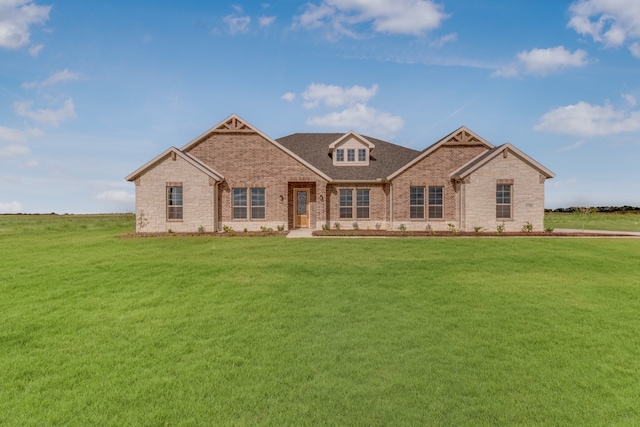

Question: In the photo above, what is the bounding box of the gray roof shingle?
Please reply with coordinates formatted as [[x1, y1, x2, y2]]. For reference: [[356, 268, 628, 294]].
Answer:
[[276, 133, 420, 181]]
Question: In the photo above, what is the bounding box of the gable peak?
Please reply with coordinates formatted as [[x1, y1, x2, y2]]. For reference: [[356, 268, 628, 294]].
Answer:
[[214, 115, 254, 133], [443, 127, 487, 146]]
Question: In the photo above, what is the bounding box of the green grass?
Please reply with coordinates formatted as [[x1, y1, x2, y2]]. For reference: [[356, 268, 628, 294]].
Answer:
[[545, 211, 640, 232], [2, 215, 640, 426]]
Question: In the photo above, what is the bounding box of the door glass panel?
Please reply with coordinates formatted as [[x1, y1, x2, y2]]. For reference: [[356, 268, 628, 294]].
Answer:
[[297, 192, 307, 215]]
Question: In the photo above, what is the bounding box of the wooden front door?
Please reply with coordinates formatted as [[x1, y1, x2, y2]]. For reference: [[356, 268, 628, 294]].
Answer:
[[294, 189, 309, 228]]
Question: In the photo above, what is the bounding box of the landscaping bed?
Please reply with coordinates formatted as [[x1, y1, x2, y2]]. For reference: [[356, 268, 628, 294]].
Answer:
[[312, 229, 635, 237]]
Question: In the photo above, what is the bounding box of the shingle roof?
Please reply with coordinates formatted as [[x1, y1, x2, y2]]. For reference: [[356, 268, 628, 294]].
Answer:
[[276, 133, 420, 181]]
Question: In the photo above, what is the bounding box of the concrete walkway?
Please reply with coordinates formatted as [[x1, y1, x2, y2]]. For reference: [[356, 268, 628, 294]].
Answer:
[[286, 228, 315, 238], [554, 228, 640, 237]]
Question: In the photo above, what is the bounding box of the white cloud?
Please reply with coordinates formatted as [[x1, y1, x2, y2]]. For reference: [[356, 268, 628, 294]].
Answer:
[[517, 46, 588, 76], [281, 92, 296, 102], [0, 201, 23, 213], [630, 42, 640, 58], [622, 93, 637, 106], [13, 98, 76, 127], [0, 144, 31, 158], [224, 14, 251, 34], [307, 103, 404, 136], [294, 0, 448, 38], [302, 83, 378, 108], [495, 46, 589, 77], [535, 101, 640, 136], [0, 125, 42, 142], [28, 42, 42, 56], [557, 140, 585, 152], [0, 0, 50, 49], [24, 158, 38, 168], [22, 69, 83, 89], [259, 16, 275, 27], [429, 32, 457, 48], [568, 0, 640, 48], [95, 190, 135, 203]]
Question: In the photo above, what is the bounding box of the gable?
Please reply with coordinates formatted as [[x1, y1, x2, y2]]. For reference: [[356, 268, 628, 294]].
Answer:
[[387, 126, 493, 180], [330, 133, 375, 167], [125, 147, 223, 183], [450, 144, 555, 180]]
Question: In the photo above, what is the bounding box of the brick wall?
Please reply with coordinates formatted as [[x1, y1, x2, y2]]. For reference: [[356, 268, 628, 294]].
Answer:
[[461, 152, 546, 232], [135, 154, 216, 233], [391, 145, 487, 231], [326, 183, 388, 230], [185, 132, 328, 231]]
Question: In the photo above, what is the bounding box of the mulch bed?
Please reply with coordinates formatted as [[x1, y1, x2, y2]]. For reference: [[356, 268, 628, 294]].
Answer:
[[119, 231, 289, 238]]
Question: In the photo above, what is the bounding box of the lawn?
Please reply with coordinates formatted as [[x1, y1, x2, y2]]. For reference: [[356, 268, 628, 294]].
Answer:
[[2, 215, 640, 426], [545, 211, 640, 232]]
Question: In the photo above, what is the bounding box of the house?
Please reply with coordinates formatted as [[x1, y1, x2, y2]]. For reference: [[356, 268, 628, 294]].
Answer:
[[126, 114, 555, 233]]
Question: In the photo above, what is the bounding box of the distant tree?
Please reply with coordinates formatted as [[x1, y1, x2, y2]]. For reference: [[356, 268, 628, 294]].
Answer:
[[574, 207, 598, 232]]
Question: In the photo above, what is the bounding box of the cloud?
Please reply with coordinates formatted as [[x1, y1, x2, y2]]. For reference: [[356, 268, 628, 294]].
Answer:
[[307, 103, 404, 136], [281, 92, 296, 102], [568, 0, 640, 49], [494, 46, 589, 77], [429, 32, 457, 48], [622, 93, 637, 106], [302, 83, 378, 108], [22, 69, 83, 89], [630, 42, 640, 58], [0, 201, 23, 213], [0, 0, 51, 49], [224, 14, 251, 34], [557, 140, 585, 152], [0, 125, 42, 142], [13, 98, 76, 127], [95, 190, 135, 203], [28, 43, 43, 56], [0, 144, 31, 158], [535, 101, 640, 136], [294, 0, 448, 38], [259, 16, 275, 27]]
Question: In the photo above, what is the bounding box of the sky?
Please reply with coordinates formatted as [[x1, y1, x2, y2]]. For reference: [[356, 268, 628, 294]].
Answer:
[[1, 0, 640, 213]]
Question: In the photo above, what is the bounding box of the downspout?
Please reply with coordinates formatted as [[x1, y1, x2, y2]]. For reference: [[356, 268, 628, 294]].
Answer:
[[213, 182, 219, 232], [389, 182, 393, 230]]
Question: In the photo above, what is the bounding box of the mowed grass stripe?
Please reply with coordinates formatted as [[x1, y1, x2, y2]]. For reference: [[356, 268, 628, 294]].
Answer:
[[1, 215, 640, 425]]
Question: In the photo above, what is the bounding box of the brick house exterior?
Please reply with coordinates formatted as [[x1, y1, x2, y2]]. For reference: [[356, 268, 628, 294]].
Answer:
[[126, 114, 554, 233]]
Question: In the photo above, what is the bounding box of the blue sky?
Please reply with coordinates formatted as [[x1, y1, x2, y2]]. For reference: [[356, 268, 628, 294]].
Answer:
[[1, 0, 640, 213]]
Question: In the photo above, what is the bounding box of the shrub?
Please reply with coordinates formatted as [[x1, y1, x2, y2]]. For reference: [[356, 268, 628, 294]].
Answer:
[[222, 225, 234, 233], [334, 222, 341, 230], [277, 224, 285, 231], [496, 222, 505, 234], [522, 222, 533, 232], [545, 227, 554, 233], [398, 224, 406, 232], [260, 226, 274, 232], [352, 222, 359, 230], [473, 226, 484, 233], [136, 211, 149, 230], [167, 228, 173, 234], [447, 223, 457, 234], [197, 225, 205, 234], [321, 224, 329, 231], [375, 223, 382, 230]]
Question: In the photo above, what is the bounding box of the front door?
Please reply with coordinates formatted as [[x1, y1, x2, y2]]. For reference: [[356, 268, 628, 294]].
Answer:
[[294, 189, 309, 228]]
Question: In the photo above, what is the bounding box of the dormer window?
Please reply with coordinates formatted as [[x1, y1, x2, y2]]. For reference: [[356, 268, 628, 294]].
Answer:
[[329, 131, 375, 166]]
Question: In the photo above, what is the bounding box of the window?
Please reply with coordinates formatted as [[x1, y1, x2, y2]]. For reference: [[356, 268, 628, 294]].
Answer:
[[356, 189, 370, 218], [336, 149, 344, 162], [167, 186, 183, 220], [251, 188, 266, 219], [233, 188, 267, 220], [428, 187, 443, 219], [358, 148, 366, 162], [339, 189, 370, 219], [410, 187, 425, 219], [233, 188, 247, 219], [496, 184, 511, 219], [347, 149, 355, 161], [339, 189, 352, 218]]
